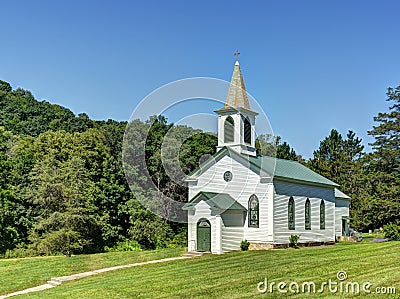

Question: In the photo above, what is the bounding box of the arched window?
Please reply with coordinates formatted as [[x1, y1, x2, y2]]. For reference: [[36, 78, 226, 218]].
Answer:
[[320, 200, 325, 230], [243, 116, 251, 144], [224, 116, 234, 143], [248, 195, 259, 228], [288, 197, 295, 230], [305, 198, 311, 230]]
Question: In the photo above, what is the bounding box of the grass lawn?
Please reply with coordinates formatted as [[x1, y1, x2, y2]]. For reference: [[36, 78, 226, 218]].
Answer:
[[0, 247, 184, 296], [361, 232, 386, 243], [15, 241, 399, 298]]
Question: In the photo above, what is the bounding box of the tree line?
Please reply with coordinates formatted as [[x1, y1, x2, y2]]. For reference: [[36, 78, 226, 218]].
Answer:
[[0, 79, 398, 256]]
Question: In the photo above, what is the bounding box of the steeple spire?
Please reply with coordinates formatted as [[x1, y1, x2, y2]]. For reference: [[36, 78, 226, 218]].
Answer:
[[224, 51, 251, 110], [214, 53, 258, 157]]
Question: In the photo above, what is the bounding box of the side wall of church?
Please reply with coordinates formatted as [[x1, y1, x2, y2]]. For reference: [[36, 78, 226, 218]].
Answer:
[[273, 180, 336, 244]]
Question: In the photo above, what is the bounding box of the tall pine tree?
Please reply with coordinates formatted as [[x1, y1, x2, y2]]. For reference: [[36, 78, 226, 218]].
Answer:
[[364, 85, 400, 228], [308, 129, 364, 192]]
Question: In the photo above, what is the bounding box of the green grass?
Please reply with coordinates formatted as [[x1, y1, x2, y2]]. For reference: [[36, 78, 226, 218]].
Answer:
[[15, 242, 400, 298], [362, 232, 386, 243], [0, 247, 184, 295]]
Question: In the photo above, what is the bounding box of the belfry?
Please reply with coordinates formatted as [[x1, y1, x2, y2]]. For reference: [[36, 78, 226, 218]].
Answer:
[[215, 53, 258, 156]]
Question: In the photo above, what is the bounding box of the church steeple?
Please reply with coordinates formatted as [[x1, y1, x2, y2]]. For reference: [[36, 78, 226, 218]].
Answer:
[[215, 53, 258, 156], [224, 51, 252, 110]]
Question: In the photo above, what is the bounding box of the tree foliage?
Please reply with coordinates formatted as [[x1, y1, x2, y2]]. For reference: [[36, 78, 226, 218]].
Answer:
[[308, 85, 400, 231], [0, 127, 22, 253], [0, 81, 93, 136], [1, 79, 400, 256], [359, 86, 400, 229], [308, 129, 364, 191], [28, 156, 99, 254], [256, 134, 302, 162]]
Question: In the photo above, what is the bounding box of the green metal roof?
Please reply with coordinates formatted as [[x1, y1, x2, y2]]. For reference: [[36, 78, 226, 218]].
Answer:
[[335, 188, 351, 200], [247, 155, 339, 187], [185, 146, 339, 187], [182, 191, 247, 211]]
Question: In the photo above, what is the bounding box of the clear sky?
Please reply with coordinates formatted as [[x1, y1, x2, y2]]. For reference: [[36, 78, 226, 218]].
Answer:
[[1, 0, 399, 158]]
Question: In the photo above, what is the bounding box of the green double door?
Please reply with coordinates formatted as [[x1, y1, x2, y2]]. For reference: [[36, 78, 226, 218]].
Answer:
[[197, 219, 211, 252]]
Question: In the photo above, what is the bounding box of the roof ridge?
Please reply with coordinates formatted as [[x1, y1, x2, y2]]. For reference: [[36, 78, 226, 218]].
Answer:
[[255, 154, 300, 164], [250, 153, 339, 187], [185, 147, 339, 187]]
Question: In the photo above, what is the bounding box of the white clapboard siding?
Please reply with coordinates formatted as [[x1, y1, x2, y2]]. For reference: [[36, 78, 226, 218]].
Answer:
[[221, 226, 244, 252], [191, 155, 265, 201], [335, 199, 350, 236], [273, 180, 335, 244], [244, 183, 273, 243], [188, 201, 214, 252], [190, 154, 272, 243]]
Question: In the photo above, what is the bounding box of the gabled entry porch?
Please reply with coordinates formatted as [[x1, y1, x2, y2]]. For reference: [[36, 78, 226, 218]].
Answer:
[[183, 192, 247, 254]]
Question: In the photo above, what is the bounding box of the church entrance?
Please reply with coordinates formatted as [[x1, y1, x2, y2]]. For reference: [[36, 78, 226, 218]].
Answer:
[[197, 219, 211, 252], [342, 218, 346, 236]]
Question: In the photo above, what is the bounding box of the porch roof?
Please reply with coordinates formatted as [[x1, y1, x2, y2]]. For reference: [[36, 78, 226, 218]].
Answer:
[[182, 191, 247, 211], [335, 188, 351, 200]]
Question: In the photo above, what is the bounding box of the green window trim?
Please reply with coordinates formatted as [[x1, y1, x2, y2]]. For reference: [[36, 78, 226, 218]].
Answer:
[[224, 116, 234, 143], [305, 198, 311, 230], [320, 200, 325, 230], [248, 194, 259, 228], [243, 116, 251, 145], [288, 197, 295, 230]]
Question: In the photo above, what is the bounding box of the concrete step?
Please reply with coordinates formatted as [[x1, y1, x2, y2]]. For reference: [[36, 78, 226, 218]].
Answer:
[[182, 251, 207, 258], [47, 278, 62, 286]]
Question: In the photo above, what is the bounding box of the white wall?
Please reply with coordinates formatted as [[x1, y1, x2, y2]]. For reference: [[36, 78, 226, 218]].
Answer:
[[187, 200, 219, 253], [221, 226, 244, 252], [189, 153, 272, 245], [335, 199, 350, 237], [273, 180, 336, 244]]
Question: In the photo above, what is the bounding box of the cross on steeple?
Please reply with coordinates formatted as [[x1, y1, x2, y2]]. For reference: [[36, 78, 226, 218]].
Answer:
[[234, 49, 240, 61]]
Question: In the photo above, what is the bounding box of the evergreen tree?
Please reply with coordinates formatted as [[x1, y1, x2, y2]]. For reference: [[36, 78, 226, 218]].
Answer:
[[361, 85, 400, 229], [27, 156, 100, 255], [308, 129, 367, 229], [276, 141, 300, 161], [0, 127, 21, 254], [308, 129, 364, 191]]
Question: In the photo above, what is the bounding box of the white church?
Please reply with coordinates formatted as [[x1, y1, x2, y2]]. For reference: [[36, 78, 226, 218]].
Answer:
[[183, 57, 351, 254]]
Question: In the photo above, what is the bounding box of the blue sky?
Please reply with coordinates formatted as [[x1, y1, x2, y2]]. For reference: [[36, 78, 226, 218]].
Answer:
[[1, 0, 399, 158]]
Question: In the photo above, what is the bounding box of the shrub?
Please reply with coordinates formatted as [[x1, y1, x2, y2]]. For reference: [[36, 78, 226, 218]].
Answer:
[[289, 234, 300, 249], [105, 240, 142, 252], [383, 222, 400, 241], [2, 246, 37, 258], [165, 230, 187, 248], [240, 240, 250, 251], [128, 214, 174, 250]]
